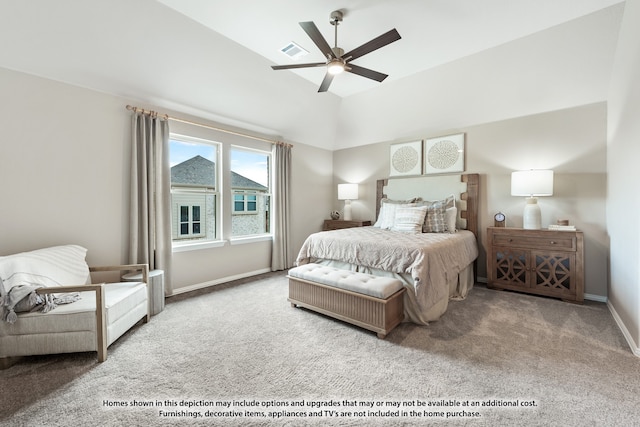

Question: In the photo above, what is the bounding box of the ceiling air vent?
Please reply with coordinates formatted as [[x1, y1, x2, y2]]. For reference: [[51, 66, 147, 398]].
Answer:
[[279, 41, 308, 60]]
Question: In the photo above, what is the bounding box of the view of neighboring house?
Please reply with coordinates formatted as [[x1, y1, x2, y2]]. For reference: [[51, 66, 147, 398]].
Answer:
[[170, 155, 269, 241]]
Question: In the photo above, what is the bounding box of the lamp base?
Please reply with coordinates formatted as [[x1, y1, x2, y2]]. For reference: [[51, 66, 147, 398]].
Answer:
[[343, 200, 352, 221], [523, 197, 541, 230]]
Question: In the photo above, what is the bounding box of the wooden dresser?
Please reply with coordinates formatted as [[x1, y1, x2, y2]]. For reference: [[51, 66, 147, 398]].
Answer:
[[323, 220, 372, 231], [486, 227, 584, 303]]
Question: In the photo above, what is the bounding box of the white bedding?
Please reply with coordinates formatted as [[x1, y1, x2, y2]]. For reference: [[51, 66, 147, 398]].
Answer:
[[295, 226, 478, 324]]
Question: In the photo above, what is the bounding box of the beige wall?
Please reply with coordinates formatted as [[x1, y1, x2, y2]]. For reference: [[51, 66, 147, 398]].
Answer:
[[0, 67, 130, 267], [607, 0, 640, 354], [0, 67, 333, 293], [333, 103, 608, 298]]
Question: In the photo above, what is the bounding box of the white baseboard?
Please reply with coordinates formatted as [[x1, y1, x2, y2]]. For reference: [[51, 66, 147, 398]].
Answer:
[[584, 293, 607, 303], [607, 300, 640, 357], [168, 268, 272, 296]]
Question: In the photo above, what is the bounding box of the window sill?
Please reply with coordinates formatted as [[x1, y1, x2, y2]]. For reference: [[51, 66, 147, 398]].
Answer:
[[230, 235, 273, 245], [172, 240, 227, 253]]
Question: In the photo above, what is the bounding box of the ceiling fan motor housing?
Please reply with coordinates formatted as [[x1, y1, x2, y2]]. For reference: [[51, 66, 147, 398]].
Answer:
[[330, 10, 344, 24]]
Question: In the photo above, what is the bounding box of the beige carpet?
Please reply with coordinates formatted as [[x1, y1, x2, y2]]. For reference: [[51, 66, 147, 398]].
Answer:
[[1, 272, 639, 426]]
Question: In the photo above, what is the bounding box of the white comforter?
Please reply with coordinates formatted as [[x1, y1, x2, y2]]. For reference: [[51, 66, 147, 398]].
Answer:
[[295, 226, 478, 324]]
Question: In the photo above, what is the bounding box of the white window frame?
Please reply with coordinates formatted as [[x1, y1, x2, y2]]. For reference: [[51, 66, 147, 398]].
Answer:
[[230, 146, 272, 239], [170, 134, 221, 249]]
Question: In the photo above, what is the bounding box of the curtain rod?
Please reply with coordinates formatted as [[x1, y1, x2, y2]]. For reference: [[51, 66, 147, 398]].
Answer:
[[125, 105, 292, 147]]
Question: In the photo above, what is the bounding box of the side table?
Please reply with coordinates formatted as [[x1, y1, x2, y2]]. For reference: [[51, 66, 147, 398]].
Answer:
[[323, 220, 372, 231], [123, 269, 165, 315]]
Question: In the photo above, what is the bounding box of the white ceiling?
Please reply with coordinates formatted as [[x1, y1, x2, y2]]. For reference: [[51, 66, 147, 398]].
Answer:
[[0, 0, 626, 150], [157, 0, 623, 97]]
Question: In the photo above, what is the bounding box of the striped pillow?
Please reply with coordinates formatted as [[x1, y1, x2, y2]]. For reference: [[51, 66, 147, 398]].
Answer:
[[391, 206, 428, 233], [374, 198, 419, 229]]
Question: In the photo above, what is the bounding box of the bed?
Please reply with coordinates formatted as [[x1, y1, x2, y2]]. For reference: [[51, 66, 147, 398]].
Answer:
[[295, 173, 479, 325]]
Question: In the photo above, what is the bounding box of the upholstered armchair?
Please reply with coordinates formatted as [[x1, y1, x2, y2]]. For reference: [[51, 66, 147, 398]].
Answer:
[[0, 245, 150, 368]]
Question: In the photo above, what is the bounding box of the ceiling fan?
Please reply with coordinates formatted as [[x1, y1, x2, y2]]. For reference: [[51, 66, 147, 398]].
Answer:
[[271, 10, 401, 93]]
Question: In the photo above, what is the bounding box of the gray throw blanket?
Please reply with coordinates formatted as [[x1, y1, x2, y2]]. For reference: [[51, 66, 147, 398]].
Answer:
[[0, 283, 80, 324]]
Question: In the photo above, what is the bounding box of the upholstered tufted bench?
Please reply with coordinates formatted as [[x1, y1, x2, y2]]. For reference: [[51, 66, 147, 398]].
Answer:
[[287, 263, 405, 338]]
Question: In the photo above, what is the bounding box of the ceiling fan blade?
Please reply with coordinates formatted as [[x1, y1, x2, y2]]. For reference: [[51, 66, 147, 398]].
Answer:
[[318, 73, 334, 92], [346, 64, 388, 82], [343, 28, 401, 61], [271, 62, 326, 70], [299, 21, 336, 59]]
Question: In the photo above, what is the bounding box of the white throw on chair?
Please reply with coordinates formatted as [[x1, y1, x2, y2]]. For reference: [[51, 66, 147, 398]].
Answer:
[[0, 245, 150, 367]]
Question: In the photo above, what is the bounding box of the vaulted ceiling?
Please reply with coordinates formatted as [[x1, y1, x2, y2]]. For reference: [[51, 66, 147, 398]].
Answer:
[[0, 0, 625, 150]]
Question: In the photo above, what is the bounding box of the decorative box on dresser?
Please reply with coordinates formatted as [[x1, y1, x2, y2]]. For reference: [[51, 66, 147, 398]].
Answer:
[[323, 220, 372, 231], [486, 227, 584, 303]]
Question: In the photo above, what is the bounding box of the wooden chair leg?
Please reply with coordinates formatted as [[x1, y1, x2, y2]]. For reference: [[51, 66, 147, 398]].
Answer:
[[95, 286, 107, 362]]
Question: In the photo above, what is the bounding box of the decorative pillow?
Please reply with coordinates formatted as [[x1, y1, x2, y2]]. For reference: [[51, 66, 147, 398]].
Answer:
[[373, 198, 418, 229], [391, 206, 428, 233], [423, 202, 447, 233], [416, 195, 456, 233], [0, 245, 91, 293]]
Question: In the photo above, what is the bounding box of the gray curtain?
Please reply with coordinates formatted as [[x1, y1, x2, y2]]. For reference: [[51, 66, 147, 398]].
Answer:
[[129, 112, 173, 293], [271, 144, 292, 271]]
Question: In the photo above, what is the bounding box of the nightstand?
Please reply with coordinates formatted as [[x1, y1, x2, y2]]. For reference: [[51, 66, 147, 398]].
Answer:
[[323, 220, 372, 231], [486, 227, 584, 303]]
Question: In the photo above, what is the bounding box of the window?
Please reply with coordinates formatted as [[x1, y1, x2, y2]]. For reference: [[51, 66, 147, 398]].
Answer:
[[169, 135, 272, 247], [230, 147, 271, 237], [170, 136, 219, 243], [179, 205, 203, 237], [233, 193, 258, 213]]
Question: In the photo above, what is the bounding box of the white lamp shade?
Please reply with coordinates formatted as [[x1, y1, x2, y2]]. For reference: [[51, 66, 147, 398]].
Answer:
[[511, 170, 554, 197], [338, 183, 359, 200]]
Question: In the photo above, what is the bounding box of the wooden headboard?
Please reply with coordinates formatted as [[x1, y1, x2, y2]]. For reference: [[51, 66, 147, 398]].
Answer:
[[375, 173, 480, 240]]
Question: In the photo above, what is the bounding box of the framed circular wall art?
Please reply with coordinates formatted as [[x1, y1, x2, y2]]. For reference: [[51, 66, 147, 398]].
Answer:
[[424, 133, 465, 175], [389, 140, 423, 177]]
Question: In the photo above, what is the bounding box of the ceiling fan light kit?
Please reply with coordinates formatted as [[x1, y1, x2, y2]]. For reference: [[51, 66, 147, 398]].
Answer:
[[271, 9, 401, 92], [327, 58, 346, 75]]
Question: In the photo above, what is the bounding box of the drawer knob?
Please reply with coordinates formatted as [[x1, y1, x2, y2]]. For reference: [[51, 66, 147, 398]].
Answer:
[[550, 241, 556, 244], [508, 238, 513, 242]]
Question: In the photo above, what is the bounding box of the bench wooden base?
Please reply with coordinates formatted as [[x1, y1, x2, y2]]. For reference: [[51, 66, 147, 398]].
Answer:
[[287, 276, 405, 339]]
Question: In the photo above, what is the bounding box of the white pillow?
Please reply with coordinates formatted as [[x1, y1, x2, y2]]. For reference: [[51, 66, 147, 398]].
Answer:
[[0, 245, 91, 293], [445, 206, 458, 233], [391, 206, 428, 233], [374, 202, 401, 229], [374, 198, 419, 229]]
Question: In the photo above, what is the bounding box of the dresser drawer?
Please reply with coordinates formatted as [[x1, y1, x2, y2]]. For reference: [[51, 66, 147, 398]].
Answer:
[[492, 233, 576, 251]]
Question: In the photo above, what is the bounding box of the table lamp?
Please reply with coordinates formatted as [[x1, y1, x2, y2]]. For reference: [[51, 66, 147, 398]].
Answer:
[[511, 170, 553, 229], [338, 183, 359, 221]]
